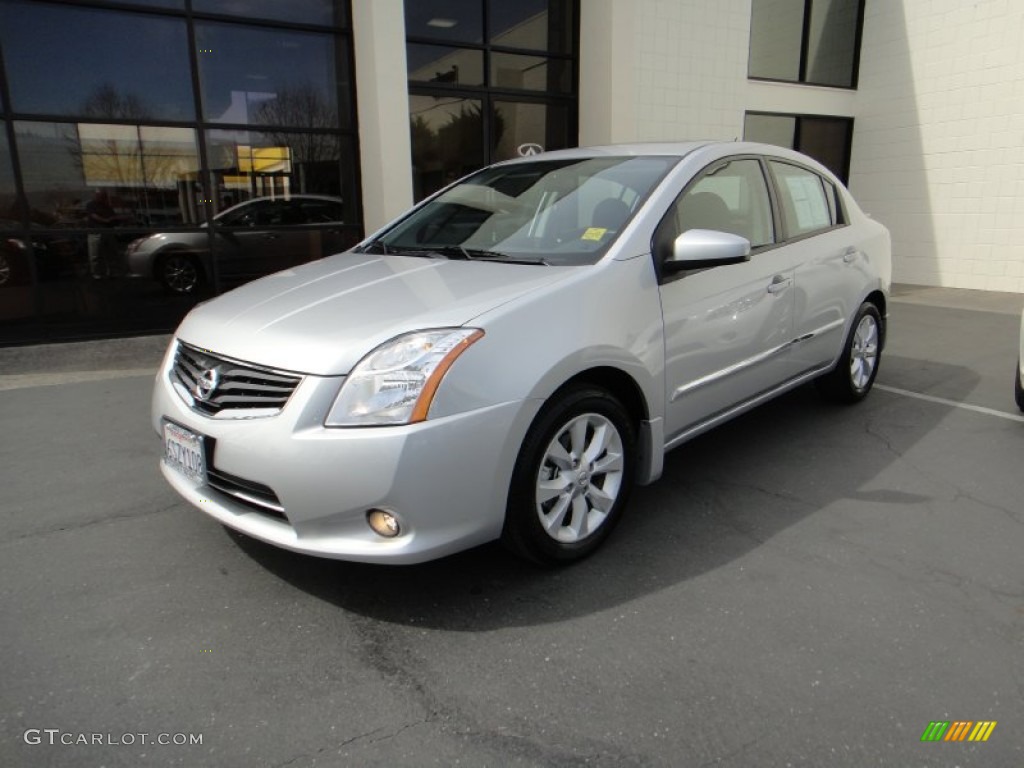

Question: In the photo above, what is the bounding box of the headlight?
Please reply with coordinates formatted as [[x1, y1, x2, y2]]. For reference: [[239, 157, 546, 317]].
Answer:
[[325, 328, 484, 426]]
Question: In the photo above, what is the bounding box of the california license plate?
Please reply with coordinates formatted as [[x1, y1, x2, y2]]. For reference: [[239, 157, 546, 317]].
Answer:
[[163, 420, 207, 485]]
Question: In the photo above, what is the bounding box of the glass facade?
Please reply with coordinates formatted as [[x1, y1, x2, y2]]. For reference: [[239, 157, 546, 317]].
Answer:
[[0, 0, 358, 344], [748, 0, 864, 88], [405, 0, 579, 202]]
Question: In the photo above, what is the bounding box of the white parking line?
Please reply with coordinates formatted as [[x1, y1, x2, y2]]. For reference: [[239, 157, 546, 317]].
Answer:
[[875, 384, 1024, 423], [0, 368, 158, 391]]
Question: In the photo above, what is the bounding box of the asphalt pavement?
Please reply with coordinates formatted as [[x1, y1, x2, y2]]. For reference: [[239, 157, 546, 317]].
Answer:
[[1, 285, 1023, 767]]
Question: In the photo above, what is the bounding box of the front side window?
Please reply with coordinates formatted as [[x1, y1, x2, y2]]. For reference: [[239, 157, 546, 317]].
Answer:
[[370, 156, 677, 266], [656, 158, 775, 264]]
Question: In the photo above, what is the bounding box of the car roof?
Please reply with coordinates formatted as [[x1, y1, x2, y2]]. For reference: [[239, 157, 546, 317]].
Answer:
[[494, 141, 839, 181]]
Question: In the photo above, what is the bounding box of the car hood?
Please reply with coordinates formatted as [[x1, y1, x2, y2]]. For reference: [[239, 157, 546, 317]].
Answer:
[[175, 252, 578, 375]]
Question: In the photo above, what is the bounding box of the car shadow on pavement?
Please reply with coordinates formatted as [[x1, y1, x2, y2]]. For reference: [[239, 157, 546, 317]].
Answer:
[[229, 356, 974, 631]]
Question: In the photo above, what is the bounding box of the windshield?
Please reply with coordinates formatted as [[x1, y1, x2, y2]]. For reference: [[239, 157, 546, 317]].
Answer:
[[367, 156, 678, 266]]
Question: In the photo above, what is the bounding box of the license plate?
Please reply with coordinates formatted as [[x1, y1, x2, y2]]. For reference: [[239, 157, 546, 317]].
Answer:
[[163, 420, 207, 485]]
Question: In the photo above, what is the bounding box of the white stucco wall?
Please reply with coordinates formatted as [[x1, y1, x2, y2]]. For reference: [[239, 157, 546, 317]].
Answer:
[[849, 0, 1024, 292], [579, 0, 751, 145]]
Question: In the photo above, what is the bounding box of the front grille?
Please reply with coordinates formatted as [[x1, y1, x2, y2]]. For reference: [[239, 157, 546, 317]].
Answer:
[[207, 467, 287, 520], [171, 341, 302, 417]]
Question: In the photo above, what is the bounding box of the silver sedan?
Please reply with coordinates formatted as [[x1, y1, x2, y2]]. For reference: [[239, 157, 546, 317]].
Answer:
[[153, 142, 891, 564]]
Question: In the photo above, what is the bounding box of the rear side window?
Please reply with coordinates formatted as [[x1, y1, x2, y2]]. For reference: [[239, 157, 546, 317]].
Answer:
[[768, 160, 835, 238]]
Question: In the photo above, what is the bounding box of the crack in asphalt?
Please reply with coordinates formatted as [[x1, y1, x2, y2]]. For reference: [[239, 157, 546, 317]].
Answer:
[[1, 501, 182, 545]]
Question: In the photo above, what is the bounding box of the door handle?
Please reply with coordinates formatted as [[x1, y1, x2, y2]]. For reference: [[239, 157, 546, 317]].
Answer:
[[767, 275, 791, 295], [842, 247, 858, 264]]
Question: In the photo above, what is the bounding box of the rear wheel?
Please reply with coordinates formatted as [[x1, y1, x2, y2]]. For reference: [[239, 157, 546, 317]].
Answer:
[[817, 301, 882, 403], [502, 386, 636, 564]]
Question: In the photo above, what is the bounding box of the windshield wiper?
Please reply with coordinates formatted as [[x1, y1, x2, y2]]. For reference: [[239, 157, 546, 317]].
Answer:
[[363, 242, 548, 265], [430, 245, 549, 266]]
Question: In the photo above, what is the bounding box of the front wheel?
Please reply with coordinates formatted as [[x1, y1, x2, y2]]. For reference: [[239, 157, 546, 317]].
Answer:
[[502, 386, 636, 564], [816, 302, 883, 403], [157, 251, 202, 295]]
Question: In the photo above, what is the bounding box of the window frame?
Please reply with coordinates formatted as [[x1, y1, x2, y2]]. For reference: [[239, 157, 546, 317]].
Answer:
[[405, 0, 580, 202], [747, 0, 866, 90]]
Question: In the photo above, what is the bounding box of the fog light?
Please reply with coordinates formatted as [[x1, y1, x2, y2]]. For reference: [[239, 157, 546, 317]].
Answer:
[[367, 509, 401, 538]]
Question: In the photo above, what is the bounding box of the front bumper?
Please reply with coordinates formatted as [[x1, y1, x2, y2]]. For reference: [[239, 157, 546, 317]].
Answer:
[[152, 342, 524, 564]]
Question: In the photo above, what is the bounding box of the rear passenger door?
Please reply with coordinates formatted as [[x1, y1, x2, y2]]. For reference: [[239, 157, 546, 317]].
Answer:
[[767, 160, 865, 375]]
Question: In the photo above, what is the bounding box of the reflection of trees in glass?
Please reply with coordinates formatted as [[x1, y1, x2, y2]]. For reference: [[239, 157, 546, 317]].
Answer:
[[63, 85, 199, 224], [410, 102, 502, 174], [252, 85, 340, 164], [80, 83, 152, 121]]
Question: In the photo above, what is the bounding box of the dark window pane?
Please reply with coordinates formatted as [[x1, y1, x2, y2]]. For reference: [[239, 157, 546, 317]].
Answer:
[[488, 0, 574, 54], [769, 161, 832, 237], [743, 113, 796, 149], [0, 123, 14, 208], [0, 2, 195, 120], [193, 0, 342, 27], [796, 116, 852, 181], [409, 96, 484, 201], [407, 44, 484, 86], [492, 101, 569, 163], [490, 53, 571, 93], [404, 0, 483, 43], [15, 121, 202, 228], [806, 0, 859, 87], [196, 22, 349, 128], [748, 0, 804, 81]]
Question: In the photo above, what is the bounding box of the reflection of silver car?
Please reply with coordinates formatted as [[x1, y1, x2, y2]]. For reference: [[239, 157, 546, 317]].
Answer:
[[127, 195, 347, 294], [153, 142, 891, 565]]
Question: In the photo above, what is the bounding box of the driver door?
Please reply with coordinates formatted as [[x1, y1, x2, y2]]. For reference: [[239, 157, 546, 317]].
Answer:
[[656, 156, 798, 442]]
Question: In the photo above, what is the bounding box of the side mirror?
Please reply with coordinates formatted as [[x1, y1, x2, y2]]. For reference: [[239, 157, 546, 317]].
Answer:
[[664, 229, 751, 272]]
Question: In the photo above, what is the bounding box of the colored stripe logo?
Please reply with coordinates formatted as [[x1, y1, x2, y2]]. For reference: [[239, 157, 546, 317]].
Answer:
[[921, 721, 997, 742]]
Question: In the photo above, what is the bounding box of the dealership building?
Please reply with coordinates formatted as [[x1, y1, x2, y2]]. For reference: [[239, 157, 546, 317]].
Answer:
[[0, 0, 1020, 344]]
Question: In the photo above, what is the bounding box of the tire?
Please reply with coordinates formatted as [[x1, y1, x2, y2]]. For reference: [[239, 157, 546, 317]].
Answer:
[[157, 251, 202, 295], [1015, 360, 1024, 413], [0, 251, 11, 287], [502, 386, 636, 564], [817, 301, 883, 404]]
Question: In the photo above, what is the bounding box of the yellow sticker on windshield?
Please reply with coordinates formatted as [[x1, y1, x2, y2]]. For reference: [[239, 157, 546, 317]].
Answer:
[[581, 227, 607, 241]]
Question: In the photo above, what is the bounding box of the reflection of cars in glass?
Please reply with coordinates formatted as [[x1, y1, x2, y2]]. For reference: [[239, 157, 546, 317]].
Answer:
[[127, 195, 348, 294], [0, 220, 78, 286], [153, 142, 892, 566], [1016, 310, 1024, 412]]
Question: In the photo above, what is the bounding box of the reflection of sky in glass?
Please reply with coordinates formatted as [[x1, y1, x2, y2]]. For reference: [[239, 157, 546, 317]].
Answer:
[[193, 0, 339, 27], [196, 22, 344, 126], [0, 1, 194, 120]]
